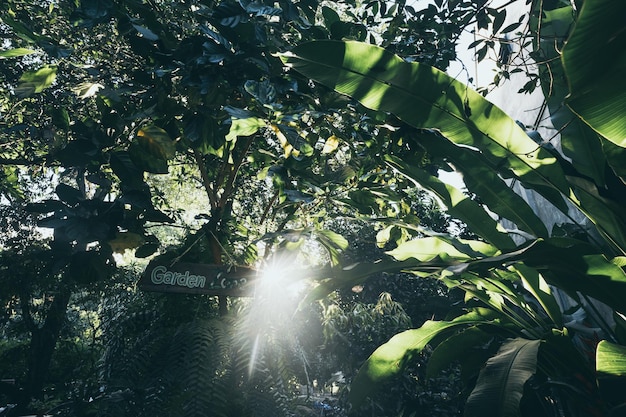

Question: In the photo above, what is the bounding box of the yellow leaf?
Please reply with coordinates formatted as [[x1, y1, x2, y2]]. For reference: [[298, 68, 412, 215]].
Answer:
[[322, 135, 340, 154], [270, 124, 299, 158]]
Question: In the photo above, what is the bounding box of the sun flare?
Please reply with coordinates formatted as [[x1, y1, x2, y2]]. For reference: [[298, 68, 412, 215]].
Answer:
[[243, 256, 311, 376]]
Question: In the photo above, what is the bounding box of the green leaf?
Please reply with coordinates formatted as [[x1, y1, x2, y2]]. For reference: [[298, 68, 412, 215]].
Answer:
[[566, 175, 626, 252], [385, 155, 516, 249], [109, 150, 145, 187], [561, 0, 626, 147], [418, 134, 549, 238], [322, 6, 340, 29], [597, 340, 626, 378], [519, 240, 626, 314], [132, 24, 159, 41], [2, 15, 39, 43], [535, 5, 607, 186], [72, 82, 104, 99], [225, 117, 265, 141], [596, 340, 626, 413], [349, 310, 500, 407], [514, 264, 563, 327], [16, 65, 57, 97], [0, 48, 37, 58], [107, 231, 145, 253], [426, 326, 495, 379], [386, 236, 497, 262], [465, 338, 540, 417], [601, 138, 626, 185], [137, 125, 176, 159], [0, 167, 24, 201], [449, 238, 626, 315], [315, 229, 348, 266], [281, 41, 570, 212]]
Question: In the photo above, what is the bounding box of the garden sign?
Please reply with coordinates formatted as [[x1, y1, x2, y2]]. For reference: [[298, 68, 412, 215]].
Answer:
[[138, 261, 257, 297]]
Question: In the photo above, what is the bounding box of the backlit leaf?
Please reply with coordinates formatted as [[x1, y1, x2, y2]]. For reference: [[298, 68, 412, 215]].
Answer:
[[0, 48, 37, 58], [321, 135, 340, 154], [281, 41, 570, 213], [387, 236, 497, 262], [597, 340, 626, 377], [226, 117, 266, 141], [349, 310, 500, 406], [16, 65, 57, 97]]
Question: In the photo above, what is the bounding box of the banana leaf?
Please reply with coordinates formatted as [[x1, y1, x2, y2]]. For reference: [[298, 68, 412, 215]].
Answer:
[[596, 340, 626, 411], [514, 264, 563, 327], [464, 338, 540, 417], [413, 133, 549, 238], [348, 309, 501, 408], [281, 40, 571, 213], [534, 5, 607, 187], [425, 326, 495, 379], [281, 40, 626, 251], [385, 155, 516, 249], [456, 238, 626, 315], [386, 236, 498, 263], [597, 340, 626, 377], [561, 0, 626, 147]]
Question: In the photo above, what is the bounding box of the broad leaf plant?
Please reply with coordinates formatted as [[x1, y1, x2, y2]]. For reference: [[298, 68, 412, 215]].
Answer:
[[281, 0, 626, 415]]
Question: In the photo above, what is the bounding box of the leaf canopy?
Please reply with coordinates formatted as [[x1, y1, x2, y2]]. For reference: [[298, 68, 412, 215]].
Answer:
[[561, 0, 626, 147]]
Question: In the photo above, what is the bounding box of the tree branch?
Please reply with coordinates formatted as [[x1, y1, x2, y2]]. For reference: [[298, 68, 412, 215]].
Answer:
[[219, 135, 255, 210], [193, 147, 218, 210]]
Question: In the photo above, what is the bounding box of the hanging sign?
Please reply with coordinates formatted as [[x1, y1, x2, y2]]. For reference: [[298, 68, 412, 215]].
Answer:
[[138, 261, 257, 296]]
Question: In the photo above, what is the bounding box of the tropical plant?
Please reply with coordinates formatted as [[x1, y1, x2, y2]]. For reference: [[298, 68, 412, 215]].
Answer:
[[0, 0, 491, 412], [280, 0, 626, 415]]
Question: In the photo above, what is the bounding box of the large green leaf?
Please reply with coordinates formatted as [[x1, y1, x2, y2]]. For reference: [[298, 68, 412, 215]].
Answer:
[[601, 138, 626, 185], [561, 0, 626, 147], [349, 309, 500, 407], [129, 125, 176, 174], [281, 40, 570, 213], [514, 265, 563, 327], [566, 175, 626, 252], [385, 155, 516, 249], [0, 47, 37, 58], [533, 3, 626, 251], [443, 237, 626, 315], [386, 236, 498, 263], [534, 5, 607, 186], [417, 133, 549, 238], [464, 338, 540, 417], [596, 340, 626, 409], [426, 326, 495, 379], [225, 116, 266, 141], [515, 240, 626, 314], [597, 340, 626, 377]]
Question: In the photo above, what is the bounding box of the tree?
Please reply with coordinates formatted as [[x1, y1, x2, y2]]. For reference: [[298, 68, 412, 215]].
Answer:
[[1, 0, 489, 414], [281, 0, 626, 415]]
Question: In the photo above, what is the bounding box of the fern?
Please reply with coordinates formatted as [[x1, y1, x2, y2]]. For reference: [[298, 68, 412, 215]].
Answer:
[[97, 298, 306, 417]]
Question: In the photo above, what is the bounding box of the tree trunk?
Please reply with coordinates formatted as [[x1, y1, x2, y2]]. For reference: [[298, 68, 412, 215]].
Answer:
[[16, 287, 71, 413]]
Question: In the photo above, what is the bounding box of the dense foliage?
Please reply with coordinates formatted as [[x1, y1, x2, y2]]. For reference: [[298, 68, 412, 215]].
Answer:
[[283, 0, 626, 415], [2, 0, 624, 416], [0, 0, 488, 415]]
